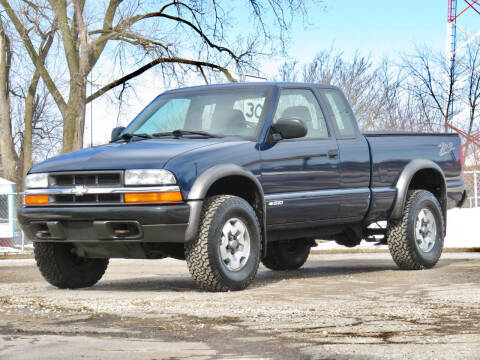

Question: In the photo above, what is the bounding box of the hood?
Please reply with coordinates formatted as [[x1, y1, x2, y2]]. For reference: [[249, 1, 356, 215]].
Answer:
[[30, 138, 224, 173]]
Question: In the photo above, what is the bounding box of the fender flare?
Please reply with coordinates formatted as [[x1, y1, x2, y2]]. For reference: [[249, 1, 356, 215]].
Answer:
[[390, 159, 446, 220], [185, 164, 267, 255], [187, 164, 264, 201]]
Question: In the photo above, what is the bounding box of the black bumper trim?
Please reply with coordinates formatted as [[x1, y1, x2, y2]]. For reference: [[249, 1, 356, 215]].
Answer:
[[17, 204, 190, 243]]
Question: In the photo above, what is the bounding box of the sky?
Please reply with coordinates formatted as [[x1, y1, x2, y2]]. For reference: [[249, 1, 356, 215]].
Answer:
[[258, 0, 480, 77], [85, 0, 480, 146], [284, 0, 447, 64]]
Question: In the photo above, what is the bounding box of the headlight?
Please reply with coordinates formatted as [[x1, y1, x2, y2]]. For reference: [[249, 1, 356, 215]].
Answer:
[[124, 169, 176, 186], [26, 173, 49, 188]]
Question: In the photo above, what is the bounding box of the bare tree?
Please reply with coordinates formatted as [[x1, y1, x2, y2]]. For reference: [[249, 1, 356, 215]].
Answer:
[[0, 10, 56, 188], [402, 46, 460, 131], [276, 51, 441, 133], [0, 16, 17, 183], [287, 50, 384, 129], [371, 60, 439, 132], [461, 45, 480, 158], [277, 60, 298, 82], [1, 0, 310, 153]]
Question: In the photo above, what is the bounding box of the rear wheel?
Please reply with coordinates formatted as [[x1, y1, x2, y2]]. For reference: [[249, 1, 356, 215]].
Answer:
[[387, 190, 444, 270], [261, 239, 312, 270], [34, 242, 109, 289], [185, 195, 261, 292]]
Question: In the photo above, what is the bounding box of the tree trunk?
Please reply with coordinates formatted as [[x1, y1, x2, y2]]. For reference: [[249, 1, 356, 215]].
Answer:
[[0, 84, 17, 184], [63, 79, 86, 153], [0, 18, 19, 187], [22, 70, 41, 188]]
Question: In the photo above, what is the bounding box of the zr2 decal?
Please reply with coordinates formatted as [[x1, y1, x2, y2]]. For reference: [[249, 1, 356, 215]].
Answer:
[[438, 142, 454, 157]]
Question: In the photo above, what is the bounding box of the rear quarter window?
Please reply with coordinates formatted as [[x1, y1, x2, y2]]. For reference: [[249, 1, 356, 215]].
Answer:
[[320, 89, 357, 138]]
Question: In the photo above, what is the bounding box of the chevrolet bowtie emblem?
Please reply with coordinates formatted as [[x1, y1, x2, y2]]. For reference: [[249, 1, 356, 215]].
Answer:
[[72, 185, 88, 196]]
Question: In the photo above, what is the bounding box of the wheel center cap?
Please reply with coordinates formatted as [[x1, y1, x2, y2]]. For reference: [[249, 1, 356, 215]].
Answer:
[[230, 239, 239, 250]]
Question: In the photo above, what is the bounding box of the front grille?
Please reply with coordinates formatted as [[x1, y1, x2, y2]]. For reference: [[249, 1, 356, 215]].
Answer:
[[49, 172, 122, 187], [48, 171, 123, 205], [51, 193, 123, 204]]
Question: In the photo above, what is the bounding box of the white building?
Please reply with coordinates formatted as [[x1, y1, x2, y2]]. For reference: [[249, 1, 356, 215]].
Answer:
[[0, 177, 15, 244]]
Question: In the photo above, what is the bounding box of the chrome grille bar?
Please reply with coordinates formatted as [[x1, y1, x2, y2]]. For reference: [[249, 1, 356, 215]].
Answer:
[[25, 185, 180, 196]]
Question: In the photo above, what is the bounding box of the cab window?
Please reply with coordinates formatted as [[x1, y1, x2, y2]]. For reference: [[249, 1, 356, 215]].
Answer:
[[273, 89, 329, 138]]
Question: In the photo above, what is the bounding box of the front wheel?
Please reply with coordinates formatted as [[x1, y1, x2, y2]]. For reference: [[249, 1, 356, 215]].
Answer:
[[185, 195, 261, 292], [34, 242, 109, 289], [387, 190, 444, 270]]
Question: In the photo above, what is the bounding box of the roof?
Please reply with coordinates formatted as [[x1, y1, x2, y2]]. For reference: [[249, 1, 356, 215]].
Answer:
[[0, 177, 14, 185], [163, 81, 340, 95]]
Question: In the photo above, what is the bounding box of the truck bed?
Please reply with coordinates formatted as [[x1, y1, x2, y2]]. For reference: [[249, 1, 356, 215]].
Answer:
[[364, 132, 462, 188]]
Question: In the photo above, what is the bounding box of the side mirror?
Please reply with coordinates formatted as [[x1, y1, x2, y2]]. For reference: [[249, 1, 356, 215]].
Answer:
[[111, 126, 125, 142], [271, 118, 307, 140]]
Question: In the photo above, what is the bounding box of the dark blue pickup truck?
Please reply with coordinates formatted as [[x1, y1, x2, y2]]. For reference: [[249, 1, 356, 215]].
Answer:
[[18, 82, 466, 291]]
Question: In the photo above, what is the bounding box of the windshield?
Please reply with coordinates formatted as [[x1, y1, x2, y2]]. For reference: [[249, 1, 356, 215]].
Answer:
[[122, 87, 272, 138]]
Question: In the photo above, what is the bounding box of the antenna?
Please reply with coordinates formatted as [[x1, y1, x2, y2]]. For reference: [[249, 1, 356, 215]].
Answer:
[[243, 74, 268, 82], [90, 71, 93, 148]]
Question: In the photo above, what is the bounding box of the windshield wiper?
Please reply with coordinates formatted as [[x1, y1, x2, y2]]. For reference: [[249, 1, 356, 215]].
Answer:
[[152, 129, 223, 138], [114, 132, 152, 143]]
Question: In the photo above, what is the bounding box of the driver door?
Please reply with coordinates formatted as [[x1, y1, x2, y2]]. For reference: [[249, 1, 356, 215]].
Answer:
[[260, 88, 341, 225]]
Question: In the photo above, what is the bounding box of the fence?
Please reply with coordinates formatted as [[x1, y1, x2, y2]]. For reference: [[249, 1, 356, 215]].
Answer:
[[463, 171, 480, 208]]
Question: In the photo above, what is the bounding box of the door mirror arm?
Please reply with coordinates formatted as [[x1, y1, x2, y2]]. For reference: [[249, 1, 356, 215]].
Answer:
[[271, 132, 283, 142]]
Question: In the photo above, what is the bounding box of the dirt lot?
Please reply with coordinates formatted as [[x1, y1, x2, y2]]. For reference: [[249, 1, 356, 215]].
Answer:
[[0, 252, 479, 359]]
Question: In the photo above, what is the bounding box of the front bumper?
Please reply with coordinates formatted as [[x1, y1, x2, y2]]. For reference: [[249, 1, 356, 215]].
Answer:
[[17, 204, 190, 243]]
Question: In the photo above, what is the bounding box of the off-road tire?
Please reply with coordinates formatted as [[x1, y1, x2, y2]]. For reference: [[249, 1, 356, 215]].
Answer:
[[387, 190, 444, 270], [262, 239, 311, 270], [185, 195, 261, 292], [34, 242, 109, 289]]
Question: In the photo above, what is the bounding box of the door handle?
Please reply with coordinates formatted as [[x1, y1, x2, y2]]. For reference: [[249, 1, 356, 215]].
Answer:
[[328, 149, 339, 158]]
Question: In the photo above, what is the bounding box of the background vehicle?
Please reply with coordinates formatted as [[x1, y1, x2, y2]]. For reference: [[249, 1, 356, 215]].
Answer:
[[18, 83, 466, 291]]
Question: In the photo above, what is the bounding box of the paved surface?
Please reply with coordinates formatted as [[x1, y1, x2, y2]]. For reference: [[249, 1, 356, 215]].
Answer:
[[0, 253, 479, 359]]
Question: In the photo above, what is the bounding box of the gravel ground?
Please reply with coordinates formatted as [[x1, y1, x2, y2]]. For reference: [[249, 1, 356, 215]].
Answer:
[[0, 252, 479, 359]]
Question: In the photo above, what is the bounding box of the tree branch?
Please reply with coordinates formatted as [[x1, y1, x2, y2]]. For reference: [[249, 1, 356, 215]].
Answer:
[[88, 0, 123, 71], [49, 0, 80, 74], [87, 57, 236, 103], [143, 12, 240, 61], [0, 0, 67, 112], [114, 2, 241, 63], [90, 30, 171, 53]]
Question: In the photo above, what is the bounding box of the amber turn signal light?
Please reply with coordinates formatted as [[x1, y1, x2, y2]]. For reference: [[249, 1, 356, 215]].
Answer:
[[25, 194, 49, 205], [124, 191, 183, 203]]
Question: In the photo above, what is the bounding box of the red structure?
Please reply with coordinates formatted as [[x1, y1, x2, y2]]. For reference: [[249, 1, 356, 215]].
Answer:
[[446, 0, 480, 154], [446, 122, 480, 151], [448, 0, 480, 23]]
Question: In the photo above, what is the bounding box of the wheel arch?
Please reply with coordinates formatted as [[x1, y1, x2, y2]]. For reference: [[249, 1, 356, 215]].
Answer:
[[185, 164, 267, 255], [390, 159, 447, 221]]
